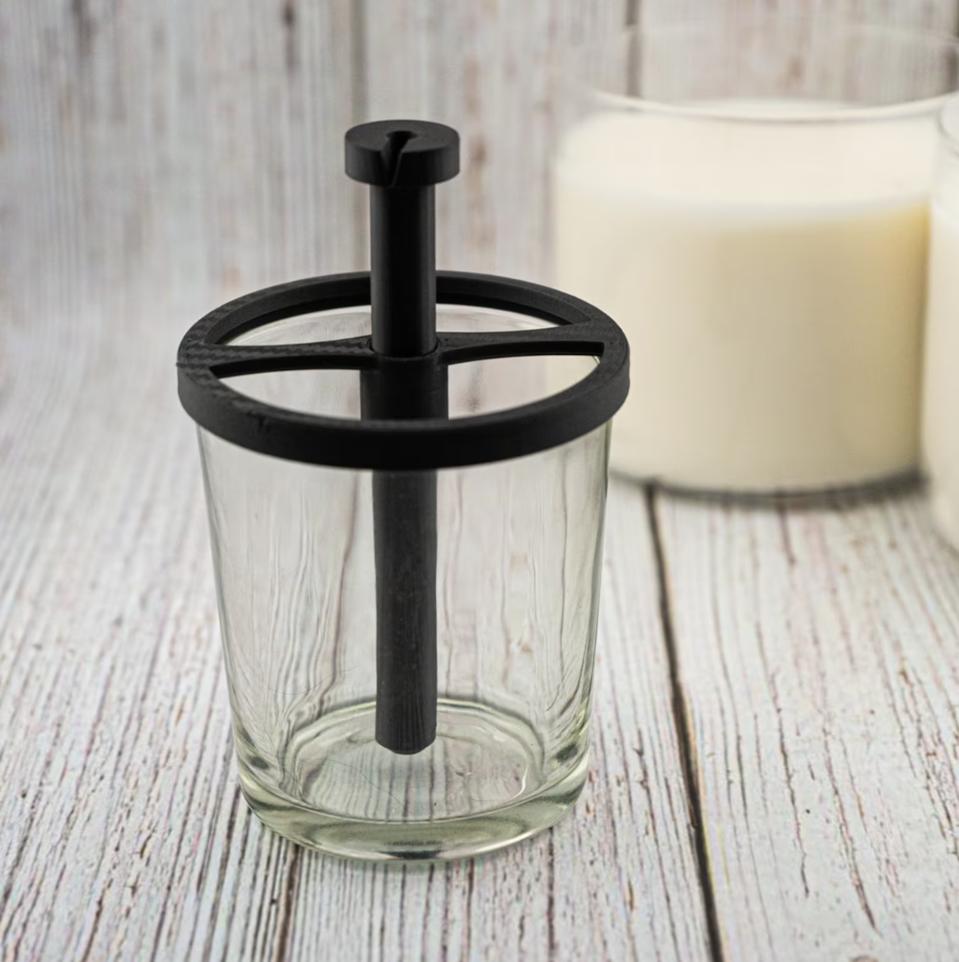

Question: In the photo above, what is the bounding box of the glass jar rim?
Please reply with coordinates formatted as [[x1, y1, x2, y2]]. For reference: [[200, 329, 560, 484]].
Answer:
[[177, 272, 629, 471], [596, 17, 959, 125]]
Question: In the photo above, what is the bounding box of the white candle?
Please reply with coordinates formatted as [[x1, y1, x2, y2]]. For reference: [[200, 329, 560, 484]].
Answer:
[[554, 103, 936, 491], [921, 124, 959, 549]]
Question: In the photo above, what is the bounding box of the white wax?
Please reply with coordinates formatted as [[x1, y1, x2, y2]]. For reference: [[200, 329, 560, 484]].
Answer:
[[921, 200, 959, 549], [553, 104, 936, 490]]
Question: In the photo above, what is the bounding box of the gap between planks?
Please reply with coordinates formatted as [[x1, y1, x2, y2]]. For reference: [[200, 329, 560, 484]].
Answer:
[[644, 484, 726, 962]]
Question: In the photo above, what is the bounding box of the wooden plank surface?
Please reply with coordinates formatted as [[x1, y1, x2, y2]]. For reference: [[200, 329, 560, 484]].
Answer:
[[656, 488, 959, 961], [5, 0, 959, 960], [360, 0, 627, 282], [0, 3, 709, 960], [635, 5, 959, 959], [0, 278, 711, 960], [642, 0, 959, 29], [638, 0, 959, 103]]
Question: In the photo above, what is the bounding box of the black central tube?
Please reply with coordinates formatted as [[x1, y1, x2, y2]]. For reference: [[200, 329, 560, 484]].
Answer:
[[369, 185, 436, 356], [361, 185, 445, 753], [348, 122, 458, 754]]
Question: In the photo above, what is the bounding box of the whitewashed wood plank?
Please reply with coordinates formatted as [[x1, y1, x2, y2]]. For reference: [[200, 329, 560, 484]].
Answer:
[[1, 2, 711, 954], [191, 0, 362, 290], [0, 300, 714, 962], [360, 0, 628, 283], [0, 0, 361, 348], [7, 0, 958, 959], [656, 487, 959, 961], [641, 0, 958, 29], [638, 0, 959, 101]]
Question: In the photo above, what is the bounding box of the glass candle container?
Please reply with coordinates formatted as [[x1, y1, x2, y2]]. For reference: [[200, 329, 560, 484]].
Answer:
[[554, 16, 959, 493], [193, 301, 619, 860], [921, 95, 959, 550], [179, 120, 629, 861]]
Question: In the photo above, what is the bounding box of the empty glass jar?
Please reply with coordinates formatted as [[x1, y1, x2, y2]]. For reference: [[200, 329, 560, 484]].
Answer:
[[181, 284, 627, 861], [180, 120, 628, 860]]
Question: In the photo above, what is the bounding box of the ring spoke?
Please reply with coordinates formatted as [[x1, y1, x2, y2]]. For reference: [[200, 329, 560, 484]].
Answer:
[[179, 335, 374, 377], [438, 323, 607, 364]]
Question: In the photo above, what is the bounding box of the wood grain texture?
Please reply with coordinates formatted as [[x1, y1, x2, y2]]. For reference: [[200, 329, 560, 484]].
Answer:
[[638, 0, 959, 103], [4, 0, 959, 960], [656, 488, 959, 961], [642, 0, 959, 28], [360, 0, 628, 282], [0, 0, 362, 343], [0, 268, 713, 962], [636, 4, 959, 958], [0, 4, 710, 945], [0, 5, 678, 960]]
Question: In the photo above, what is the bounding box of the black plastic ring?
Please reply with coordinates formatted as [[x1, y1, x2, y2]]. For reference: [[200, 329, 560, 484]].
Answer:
[[177, 271, 629, 471]]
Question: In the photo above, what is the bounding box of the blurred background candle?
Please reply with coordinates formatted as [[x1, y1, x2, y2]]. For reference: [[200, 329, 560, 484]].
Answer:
[[554, 17, 959, 492], [921, 96, 959, 549]]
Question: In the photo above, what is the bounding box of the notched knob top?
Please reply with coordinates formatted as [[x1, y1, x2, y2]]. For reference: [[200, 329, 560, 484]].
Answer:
[[345, 120, 460, 188]]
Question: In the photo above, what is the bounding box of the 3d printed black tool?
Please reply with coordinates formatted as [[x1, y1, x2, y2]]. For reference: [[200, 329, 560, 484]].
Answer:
[[177, 120, 629, 757], [347, 121, 457, 753]]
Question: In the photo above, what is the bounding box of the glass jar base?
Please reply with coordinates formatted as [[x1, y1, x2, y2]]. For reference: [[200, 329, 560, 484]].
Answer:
[[235, 697, 589, 861]]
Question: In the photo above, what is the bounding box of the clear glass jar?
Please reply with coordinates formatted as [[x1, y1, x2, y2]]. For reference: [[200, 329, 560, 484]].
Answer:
[[554, 16, 959, 493], [197, 306, 609, 860], [921, 95, 959, 550]]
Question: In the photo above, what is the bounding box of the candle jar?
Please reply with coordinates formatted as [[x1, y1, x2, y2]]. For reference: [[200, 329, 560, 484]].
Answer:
[[921, 95, 959, 550], [179, 122, 629, 860], [554, 15, 959, 493], [186, 287, 624, 862]]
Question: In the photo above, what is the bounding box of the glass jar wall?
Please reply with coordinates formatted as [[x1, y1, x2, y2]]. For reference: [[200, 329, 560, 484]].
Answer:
[[197, 306, 609, 860]]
